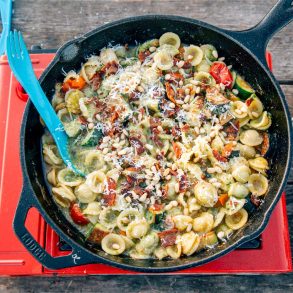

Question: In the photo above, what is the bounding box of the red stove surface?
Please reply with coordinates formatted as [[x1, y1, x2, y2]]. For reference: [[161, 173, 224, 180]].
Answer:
[[0, 53, 291, 276]]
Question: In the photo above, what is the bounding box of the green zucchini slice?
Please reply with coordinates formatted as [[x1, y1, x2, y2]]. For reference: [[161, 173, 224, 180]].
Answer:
[[235, 74, 255, 98]]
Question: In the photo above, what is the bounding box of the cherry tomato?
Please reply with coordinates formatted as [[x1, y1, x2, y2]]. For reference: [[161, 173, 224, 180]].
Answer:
[[62, 76, 86, 92], [69, 203, 89, 225], [209, 62, 233, 88]]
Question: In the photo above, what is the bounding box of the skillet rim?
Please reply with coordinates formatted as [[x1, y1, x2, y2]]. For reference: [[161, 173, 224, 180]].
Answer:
[[19, 14, 293, 272]]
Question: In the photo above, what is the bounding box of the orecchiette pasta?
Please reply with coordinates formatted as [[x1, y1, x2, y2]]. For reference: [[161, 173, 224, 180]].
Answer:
[[192, 212, 214, 233], [43, 32, 272, 260], [101, 234, 126, 255], [225, 208, 248, 230], [85, 170, 106, 194], [248, 174, 269, 196]]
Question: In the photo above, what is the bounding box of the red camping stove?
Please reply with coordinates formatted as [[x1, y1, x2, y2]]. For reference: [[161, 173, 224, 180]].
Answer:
[[0, 52, 291, 276]]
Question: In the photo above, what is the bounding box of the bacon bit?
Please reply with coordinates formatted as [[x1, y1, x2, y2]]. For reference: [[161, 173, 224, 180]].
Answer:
[[150, 117, 162, 129], [179, 174, 188, 193], [129, 136, 145, 155], [91, 73, 102, 91], [224, 120, 240, 141], [162, 185, 168, 199], [213, 149, 228, 162], [181, 124, 190, 133], [152, 134, 164, 148], [149, 203, 164, 212], [158, 229, 178, 248], [172, 142, 182, 159], [110, 110, 120, 123], [170, 72, 183, 81], [177, 88, 185, 98], [194, 96, 205, 110], [103, 178, 117, 206], [87, 227, 109, 244], [215, 193, 229, 207], [169, 170, 178, 176], [133, 186, 147, 197], [178, 47, 185, 59], [119, 230, 127, 236], [155, 162, 161, 171], [126, 175, 136, 185], [222, 142, 234, 157], [182, 61, 192, 69], [138, 50, 151, 62], [250, 195, 261, 207], [246, 98, 253, 106], [100, 61, 119, 76], [78, 116, 88, 125], [125, 167, 140, 172], [261, 132, 270, 156], [139, 107, 145, 115], [171, 126, 181, 139], [165, 82, 177, 104]]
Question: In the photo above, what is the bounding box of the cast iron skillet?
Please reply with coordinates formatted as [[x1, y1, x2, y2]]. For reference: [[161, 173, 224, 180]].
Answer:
[[14, 0, 293, 272]]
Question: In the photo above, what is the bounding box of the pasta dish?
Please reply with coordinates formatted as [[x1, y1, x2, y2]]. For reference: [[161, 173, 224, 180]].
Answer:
[[42, 32, 271, 259]]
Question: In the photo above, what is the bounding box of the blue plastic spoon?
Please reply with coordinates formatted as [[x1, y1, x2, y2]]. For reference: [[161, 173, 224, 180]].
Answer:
[[0, 0, 13, 55], [6, 30, 84, 176]]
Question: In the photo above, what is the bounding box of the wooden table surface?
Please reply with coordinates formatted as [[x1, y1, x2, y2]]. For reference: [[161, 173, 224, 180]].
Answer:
[[0, 0, 293, 292]]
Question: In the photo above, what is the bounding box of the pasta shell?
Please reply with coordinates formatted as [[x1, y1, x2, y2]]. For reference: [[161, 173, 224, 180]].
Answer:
[[153, 50, 173, 70], [194, 181, 218, 207], [236, 143, 256, 159], [159, 32, 181, 49], [228, 182, 249, 199], [216, 223, 233, 239], [84, 150, 105, 171], [173, 215, 193, 231], [121, 235, 135, 250], [117, 209, 142, 231], [248, 157, 269, 174], [83, 202, 101, 216], [75, 183, 97, 203], [194, 71, 215, 86], [248, 174, 268, 196], [154, 246, 168, 260], [101, 233, 126, 255], [187, 197, 201, 213], [223, 197, 245, 215], [230, 101, 248, 119], [64, 70, 79, 83], [193, 212, 214, 233], [52, 184, 76, 207], [43, 144, 63, 166], [136, 232, 159, 254], [85, 170, 106, 194], [65, 89, 84, 114], [240, 129, 263, 146], [126, 219, 149, 239], [247, 95, 263, 119], [100, 48, 119, 64], [213, 208, 226, 228], [129, 250, 150, 260], [196, 59, 211, 72], [184, 45, 204, 66], [181, 232, 200, 256], [166, 243, 182, 259], [99, 207, 120, 229], [57, 168, 83, 187], [80, 56, 102, 83], [249, 111, 272, 130], [225, 208, 248, 230], [200, 44, 218, 61], [47, 168, 57, 186], [238, 116, 250, 127], [232, 165, 251, 183], [158, 44, 179, 57]]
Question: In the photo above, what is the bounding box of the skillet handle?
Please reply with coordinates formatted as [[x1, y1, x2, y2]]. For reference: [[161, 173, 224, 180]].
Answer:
[[223, 0, 293, 66], [13, 185, 93, 270]]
